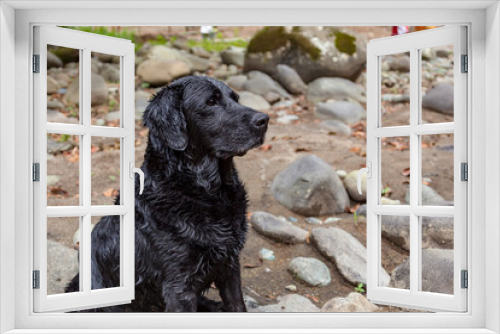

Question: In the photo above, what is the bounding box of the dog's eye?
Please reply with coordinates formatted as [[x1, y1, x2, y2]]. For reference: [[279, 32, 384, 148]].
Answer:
[[206, 99, 216, 106]]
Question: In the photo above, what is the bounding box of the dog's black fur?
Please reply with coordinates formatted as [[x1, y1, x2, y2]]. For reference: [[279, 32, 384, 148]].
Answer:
[[66, 76, 269, 312]]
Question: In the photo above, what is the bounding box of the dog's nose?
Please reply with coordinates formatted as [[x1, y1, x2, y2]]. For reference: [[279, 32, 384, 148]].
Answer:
[[252, 113, 269, 130]]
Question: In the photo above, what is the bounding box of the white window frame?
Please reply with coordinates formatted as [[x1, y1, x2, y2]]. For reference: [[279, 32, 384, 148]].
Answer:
[[0, 1, 499, 333]]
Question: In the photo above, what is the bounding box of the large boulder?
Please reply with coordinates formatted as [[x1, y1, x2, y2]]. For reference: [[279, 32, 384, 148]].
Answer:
[[244, 26, 366, 83], [422, 83, 454, 115], [314, 101, 365, 124], [137, 59, 191, 86], [391, 249, 454, 294], [237, 91, 271, 112], [307, 77, 366, 104], [270, 155, 350, 216], [321, 292, 379, 312], [250, 211, 308, 244], [47, 240, 79, 295], [311, 227, 391, 287]]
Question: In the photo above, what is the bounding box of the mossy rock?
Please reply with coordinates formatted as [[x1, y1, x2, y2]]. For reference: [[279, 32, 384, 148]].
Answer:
[[245, 26, 366, 83]]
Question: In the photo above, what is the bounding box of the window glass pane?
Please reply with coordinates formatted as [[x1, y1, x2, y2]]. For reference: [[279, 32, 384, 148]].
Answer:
[[47, 133, 80, 206], [91, 52, 121, 127], [47, 45, 80, 124], [380, 136, 409, 205], [91, 215, 121, 290], [47, 217, 80, 295], [421, 45, 454, 124], [381, 215, 410, 290], [91, 136, 121, 206], [380, 52, 410, 127], [420, 216, 454, 294], [420, 134, 454, 205]]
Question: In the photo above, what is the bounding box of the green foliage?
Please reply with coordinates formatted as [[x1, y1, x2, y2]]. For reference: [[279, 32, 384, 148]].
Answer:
[[58, 134, 71, 143], [149, 34, 168, 46], [140, 82, 150, 89], [354, 283, 365, 293], [186, 37, 247, 53], [247, 26, 321, 61], [62, 26, 143, 51], [354, 211, 358, 226], [334, 31, 357, 56], [109, 175, 116, 181], [381, 187, 391, 195]]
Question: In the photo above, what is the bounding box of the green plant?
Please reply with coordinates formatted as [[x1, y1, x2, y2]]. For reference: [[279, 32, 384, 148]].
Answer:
[[381, 187, 391, 195], [186, 37, 248, 53], [58, 134, 71, 143], [354, 211, 358, 226], [354, 283, 365, 293], [149, 34, 168, 46]]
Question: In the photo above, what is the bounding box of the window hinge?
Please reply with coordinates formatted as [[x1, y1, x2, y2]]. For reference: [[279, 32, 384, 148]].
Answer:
[[33, 54, 40, 73], [33, 163, 40, 182], [33, 270, 40, 289], [461, 270, 468, 289], [461, 162, 468, 181], [461, 54, 468, 73]]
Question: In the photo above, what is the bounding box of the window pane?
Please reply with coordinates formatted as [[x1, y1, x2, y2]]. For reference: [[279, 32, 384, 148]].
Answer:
[[91, 215, 121, 290], [91, 136, 121, 206], [47, 217, 80, 295], [420, 216, 454, 294], [421, 45, 454, 123], [420, 134, 454, 205], [47, 45, 80, 124], [47, 133, 80, 206], [380, 136, 409, 205], [380, 52, 410, 127], [381, 215, 410, 290], [90, 52, 120, 127]]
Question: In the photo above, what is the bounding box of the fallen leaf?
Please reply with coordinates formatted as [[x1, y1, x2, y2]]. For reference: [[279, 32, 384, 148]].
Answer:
[[91, 145, 99, 153], [48, 187, 69, 197], [349, 204, 360, 213], [352, 131, 366, 139], [402, 167, 411, 176], [295, 148, 310, 152], [258, 144, 273, 151], [304, 294, 319, 303], [244, 262, 262, 269], [305, 232, 310, 244], [103, 188, 119, 198], [349, 146, 361, 153], [246, 212, 253, 220]]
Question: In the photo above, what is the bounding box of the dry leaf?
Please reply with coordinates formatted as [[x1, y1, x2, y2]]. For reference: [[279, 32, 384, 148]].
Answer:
[[304, 294, 319, 303], [401, 167, 411, 176], [103, 188, 119, 198], [258, 144, 273, 151], [349, 146, 362, 153], [295, 148, 310, 152], [48, 187, 69, 197], [349, 204, 360, 213], [91, 145, 99, 153], [244, 262, 262, 269], [305, 232, 310, 244]]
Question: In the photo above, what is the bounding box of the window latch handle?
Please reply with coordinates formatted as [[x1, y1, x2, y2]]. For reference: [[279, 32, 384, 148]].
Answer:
[[129, 162, 144, 195], [357, 162, 372, 195]]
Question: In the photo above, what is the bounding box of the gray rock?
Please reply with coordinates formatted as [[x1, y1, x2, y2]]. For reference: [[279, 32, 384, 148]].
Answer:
[[422, 83, 454, 115], [47, 109, 77, 124], [275, 64, 308, 95], [147, 45, 191, 65], [47, 51, 63, 69], [135, 90, 151, 121], [47, 99, 65, 109], [273, 100, 294, 109], [356, 204, 367, 217], [391, 249, 453, 294], [421, 48, 437, 60], [220, 47, 245, 67], [65, 73, 108, 106], [382, 216, 453, 251], [191, 46, 212, 59], [252, 294, 320, 313], [238, 91, 271, 111], [244, 295, 260, 311], [183, 53, 210, 72], [307, 77, 366, 104], [47, 139, 73, 154], [276, 114, 298, 124], [251, 211, 308, 244], [289, 257, 331, 287], [213, 64, 239, 79], [436, 48, 451, 58], [265, 92, 281, 104], [137, 59, 191, 86], [405, 184, 446, 205], [100, 66, 120, 83], [243, 71, 291, 100], [47, 175, 61, 186], [315, 101, 365, 124], [105, 111, 121, 122], [343, 170, 366, 202], [47, 240, 79, 295], [226, 75, 248, 90], [271, 155, 350, 216], [47, 76, 60, 95], [244, 27, 366, 83], [320, 120, 352, 136], [321, 292, 378, 312], [387, 55, 411, 72], [311, 227, 390, 286]]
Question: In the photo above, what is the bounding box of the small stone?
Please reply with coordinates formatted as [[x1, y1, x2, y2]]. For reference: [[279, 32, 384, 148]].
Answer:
[[288, 217, 298, 223], [380, 197, 401, 205], [47, 175, 61, 186], [273, 100, 294, 109], [105, 111, 121, 122], [264, 267, 272, 273], [276, 114, 299, 124], [243, 71, 291, 100], [320, 120, 352, 136], [260, 248, 276, 261], [305, 217, 323, 225], [422, 83, 454, 115], [275, 64, 308, 95], [220, 47, 246, 67], [252, 294, 320, 313], [285, 285, 297, 292], [47, 76, 60, 95], [307, 77, 366, 104], [337, 170, 347, 178], [47, 100, 65, 109], [315, 101, 365, 124], [405, 184, 446, 205], [95, 119, 106, 126], [251, 211, 309, 244], [324, 217, 341, 224], [321, 292, 379, 312], [226, 75, 247, 90], [289, 257, 331, 287], [343, 170, 367, 202], [238, 91, 271, 112]]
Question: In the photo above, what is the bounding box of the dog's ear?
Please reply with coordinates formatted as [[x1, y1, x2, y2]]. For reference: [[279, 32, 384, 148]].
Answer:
[[143, 85, 188, 151]]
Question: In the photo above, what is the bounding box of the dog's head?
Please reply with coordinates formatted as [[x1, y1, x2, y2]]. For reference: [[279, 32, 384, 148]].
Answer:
[[143, 76, 269, 159]]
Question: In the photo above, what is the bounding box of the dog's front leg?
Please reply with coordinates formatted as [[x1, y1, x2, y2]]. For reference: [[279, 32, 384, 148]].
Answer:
[[162, 282, 197, 312], [215, 260, 247, 312]]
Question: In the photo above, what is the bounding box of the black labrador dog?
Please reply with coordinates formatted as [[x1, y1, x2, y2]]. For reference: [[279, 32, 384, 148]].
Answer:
[[66, 76, 269, 312]]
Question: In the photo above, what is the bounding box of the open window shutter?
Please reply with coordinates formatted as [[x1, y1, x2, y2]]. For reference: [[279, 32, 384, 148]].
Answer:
[[366, 26, 467, 312], [33, 26, 136, 312]]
